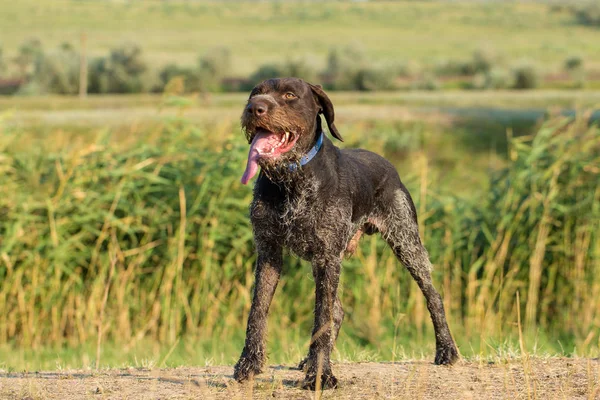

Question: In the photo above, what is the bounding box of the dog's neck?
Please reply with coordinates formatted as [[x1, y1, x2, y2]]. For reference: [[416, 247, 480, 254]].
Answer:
[[288, 132, 324, 172], [257, 133, 335, 196]]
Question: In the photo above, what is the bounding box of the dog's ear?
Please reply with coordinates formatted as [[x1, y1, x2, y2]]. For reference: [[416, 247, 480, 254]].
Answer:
[[309, 83, 343, 142]]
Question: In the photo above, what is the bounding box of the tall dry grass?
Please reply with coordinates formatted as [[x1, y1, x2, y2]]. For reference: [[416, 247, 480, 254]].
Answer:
[[0, 110, 598, 365]]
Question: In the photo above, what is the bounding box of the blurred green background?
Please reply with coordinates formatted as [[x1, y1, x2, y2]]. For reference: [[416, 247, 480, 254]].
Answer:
[[0, 0, 598, 371], [1, 0, 600, 94]]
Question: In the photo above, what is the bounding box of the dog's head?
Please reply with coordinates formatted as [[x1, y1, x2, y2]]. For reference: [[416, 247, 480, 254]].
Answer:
[[240, 77, 342, 184]]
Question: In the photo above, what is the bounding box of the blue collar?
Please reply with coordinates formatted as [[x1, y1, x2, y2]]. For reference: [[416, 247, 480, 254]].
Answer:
[[289, 132, 324, 171]]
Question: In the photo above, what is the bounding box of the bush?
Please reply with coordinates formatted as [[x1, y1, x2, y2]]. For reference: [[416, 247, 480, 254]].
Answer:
[[88, 43, 148, 94], [157, 64, 201, 93], [411, 73, 440, 91], [13, 42, 79, 96], [155, 47, 233, 93], [197, 47, 231, 92], [32, 43, 80, 95], [471, 47, 498, 75], [395, 61, 420, 78], [322, 45, 364, 90], [246, 57, 318, 88], [470, 67, 513, 90], [13, 38, 44, 80], [434, 59, 475, 77], [247, 63, 286, 87], [353, 66, 396, 91], [14, 80, 45, 96], [564, 55, 583, 71], [322, 45, 396, 91], [574, 3, 600, 27], [435, 48, 500, 77], [283, 58, 318, 83], [510, 61, 539, 90]]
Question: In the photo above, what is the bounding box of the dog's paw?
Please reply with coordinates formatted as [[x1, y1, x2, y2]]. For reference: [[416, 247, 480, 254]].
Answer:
[[233, 356, 263, 383], [434, 343, 459, 365], [301, 372, 339, 390], [296, 356, 308, 371]]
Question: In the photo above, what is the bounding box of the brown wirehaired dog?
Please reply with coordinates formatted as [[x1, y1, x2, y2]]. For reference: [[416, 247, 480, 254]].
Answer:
[[235, 78, 458, 390]]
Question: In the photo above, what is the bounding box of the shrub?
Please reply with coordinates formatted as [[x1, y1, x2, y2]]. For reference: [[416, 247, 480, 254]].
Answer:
[[510, 61, 539, 90], [574, 3, 600, 27], [32, 44, 80, 95], [322, 45, 366, 90], [353, 66, 396, 91], [157, 64, 201, 93], [247, 63, 286, 87], [411, 73, 440, 91], [434, 59, 475, 77], [88, 43, 148, 94], [13, 38, 44, 80], [197, 47, 231, 92], [246, 57, 318, 88], [322, 45, 396, 91], [395, 61, 420, 78], [563, 55, 586, 89], [470, 67, 513, 90], [471, 47, 498, 75], [564, 55, 583, 71], [283, 57, 318, 83], [435, 48, 500, 77]]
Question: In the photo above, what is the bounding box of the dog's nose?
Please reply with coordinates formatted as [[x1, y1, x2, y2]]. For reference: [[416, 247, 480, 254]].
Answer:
[[247, 100, 269, 117]]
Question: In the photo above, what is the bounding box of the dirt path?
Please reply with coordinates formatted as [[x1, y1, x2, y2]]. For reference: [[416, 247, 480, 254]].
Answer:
[[1, 358, 598, 399]]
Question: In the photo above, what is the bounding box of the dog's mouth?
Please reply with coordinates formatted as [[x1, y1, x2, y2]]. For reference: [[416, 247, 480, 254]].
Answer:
[[241, 127, 299, 185]]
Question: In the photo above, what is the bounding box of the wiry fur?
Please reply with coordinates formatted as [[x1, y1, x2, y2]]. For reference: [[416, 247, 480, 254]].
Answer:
[[234, 78, 459, 390]]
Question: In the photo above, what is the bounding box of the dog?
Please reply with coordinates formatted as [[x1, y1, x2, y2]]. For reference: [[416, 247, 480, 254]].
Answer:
[[234, 78, 459, 390]]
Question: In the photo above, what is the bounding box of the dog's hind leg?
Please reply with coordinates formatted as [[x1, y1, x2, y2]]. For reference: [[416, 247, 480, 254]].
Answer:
[[380, 188, 459, 365], [234, 242, 283, 382]]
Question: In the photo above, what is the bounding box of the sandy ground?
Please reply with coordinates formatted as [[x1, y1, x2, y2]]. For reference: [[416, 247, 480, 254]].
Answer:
[[0, 358, 598, 399]]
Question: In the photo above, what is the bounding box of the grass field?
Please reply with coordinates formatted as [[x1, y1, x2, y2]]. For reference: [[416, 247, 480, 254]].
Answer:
[[2, 0, 600, 75], [0, 90, 599, 374], [1, 2, 600, 397]]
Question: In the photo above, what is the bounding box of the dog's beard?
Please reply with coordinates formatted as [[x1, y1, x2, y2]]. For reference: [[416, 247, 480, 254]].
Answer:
[[257, 148, 306, 185]]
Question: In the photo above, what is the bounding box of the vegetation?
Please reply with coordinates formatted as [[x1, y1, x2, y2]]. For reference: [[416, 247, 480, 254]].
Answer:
[[510, 61, 540, 90], [1, 1, 600, 94], [573, 2, 600, 27], [0, 0, 599, 373], [0, 100, 598, 369], [0, 40, 594, 94], [88, 43, 149, 94], [2, 1, 599, 71]]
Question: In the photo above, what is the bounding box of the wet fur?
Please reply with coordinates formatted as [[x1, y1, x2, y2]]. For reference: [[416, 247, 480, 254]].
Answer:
[[234, 78, 459, 390]]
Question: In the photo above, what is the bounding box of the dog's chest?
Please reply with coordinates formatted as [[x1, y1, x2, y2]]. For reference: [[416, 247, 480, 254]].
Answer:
[[279, 190, 323, 258], [252, 179, 355, 260]]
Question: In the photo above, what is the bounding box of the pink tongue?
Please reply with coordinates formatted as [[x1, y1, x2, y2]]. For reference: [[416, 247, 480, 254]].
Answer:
[[241, 132, 279, 185]]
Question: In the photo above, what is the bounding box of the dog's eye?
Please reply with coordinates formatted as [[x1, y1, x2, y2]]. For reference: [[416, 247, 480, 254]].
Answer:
[[284, 92, 296, 99]]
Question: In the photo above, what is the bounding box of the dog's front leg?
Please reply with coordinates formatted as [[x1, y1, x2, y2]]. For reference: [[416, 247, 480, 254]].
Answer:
[[302, 257, 341, 390], [234, 243, 282, 383]]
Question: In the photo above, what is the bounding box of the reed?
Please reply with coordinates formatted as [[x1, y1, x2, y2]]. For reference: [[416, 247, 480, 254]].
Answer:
[[0, 110, 598, 369]]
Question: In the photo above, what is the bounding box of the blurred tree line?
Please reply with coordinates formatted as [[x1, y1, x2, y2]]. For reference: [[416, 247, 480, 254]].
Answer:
[[0, 2, 596, 96], [0, 37, 590, 96]]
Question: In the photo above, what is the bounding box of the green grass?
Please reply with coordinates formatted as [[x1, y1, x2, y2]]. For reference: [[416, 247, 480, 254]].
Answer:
[[1, 1, 599, 75]]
